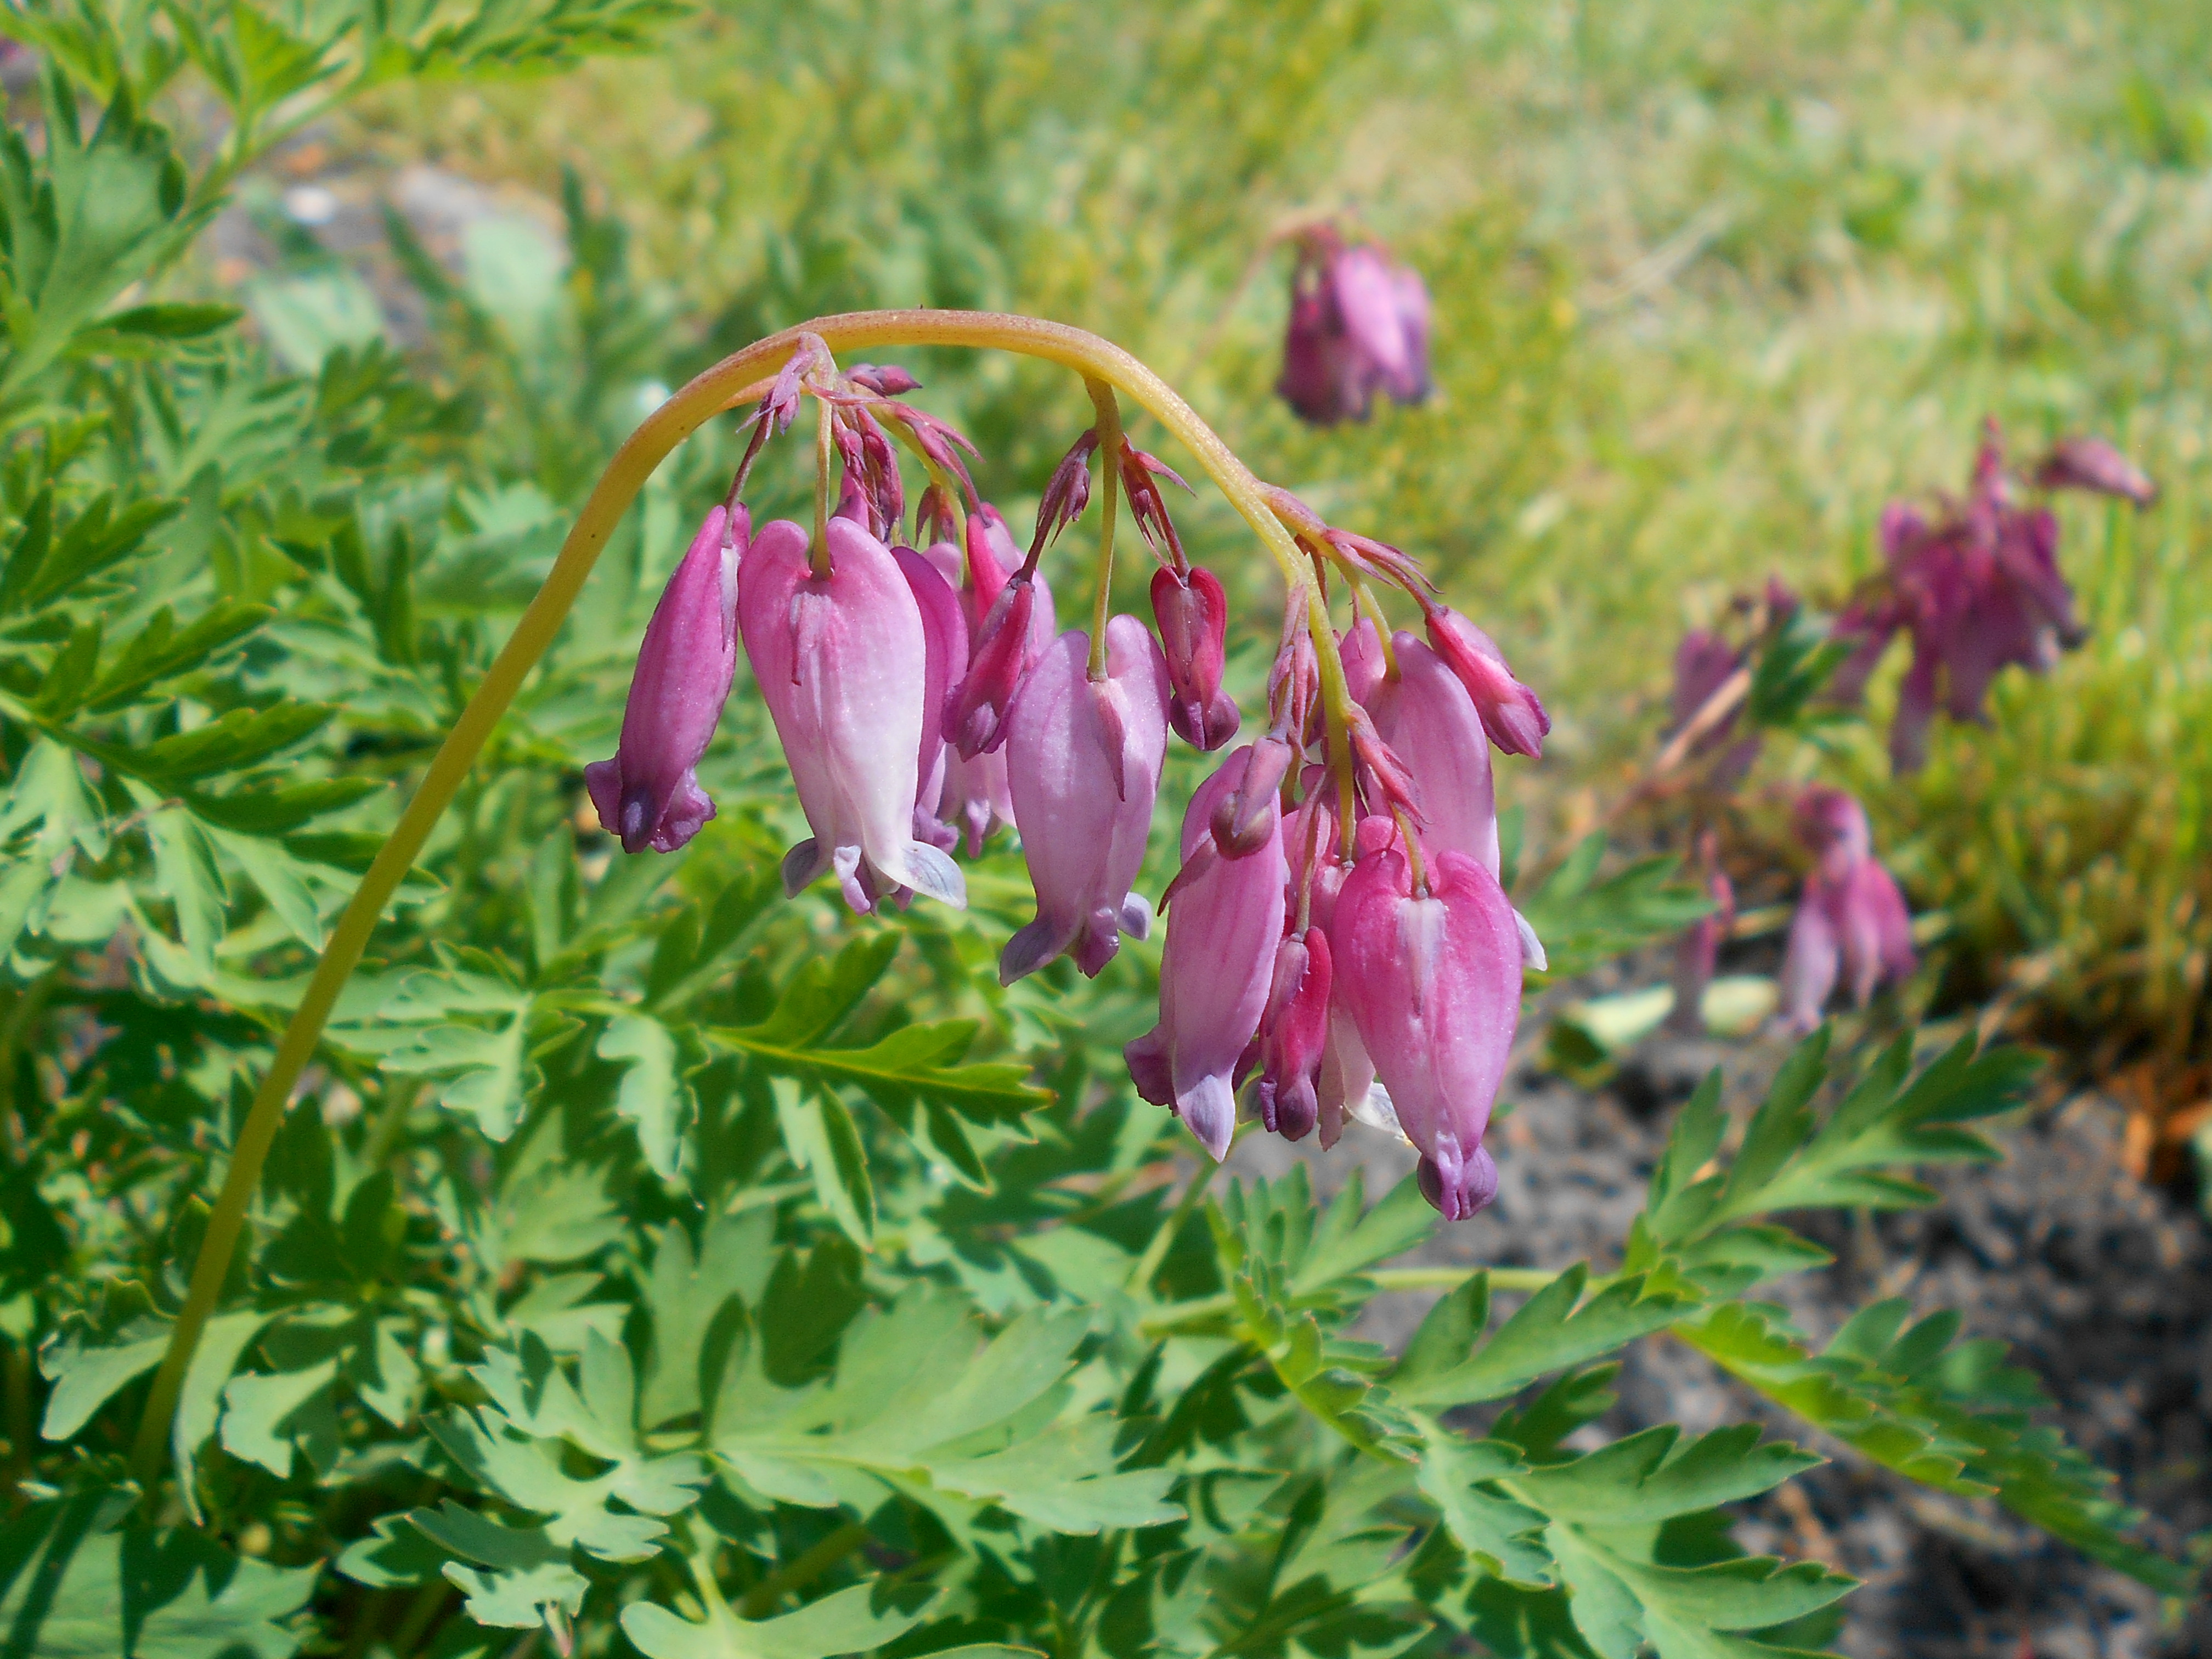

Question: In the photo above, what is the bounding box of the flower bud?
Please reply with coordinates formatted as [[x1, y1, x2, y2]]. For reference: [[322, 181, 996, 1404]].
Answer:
[[1125, 747, 1288, 1159], [1330, 817, 1522, 1220], [1209, 733, 1293, 857], [736, 516, 966, 914], [586, 506, 747, 854], [943, 574, 1036, 758], [1150, 565, 1240, 749], [1000, 618, 1170, 983], [1421, 605, 1549, 758]]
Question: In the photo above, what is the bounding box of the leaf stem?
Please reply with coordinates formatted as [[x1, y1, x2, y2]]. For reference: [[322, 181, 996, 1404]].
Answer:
[[127, 310, 1334, 1493]]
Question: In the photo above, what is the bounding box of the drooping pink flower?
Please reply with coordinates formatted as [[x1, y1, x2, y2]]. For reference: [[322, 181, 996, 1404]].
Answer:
[[1277, 234, 1435, 425], [1778, 788, 1916, 1033], [1329, 816, 1522, 1220], [1246, 927, 1333, 1142], [892, 546, 968, 853], [1125, 747, 1288, 1159], [1000, 617, 1171, 983], [1339, 619, 1499, 875], [587, 506, 748, 854], [1420, 603, 1549, 758], [736, 516, 966, 913], [1150, 565, 1239, 749]]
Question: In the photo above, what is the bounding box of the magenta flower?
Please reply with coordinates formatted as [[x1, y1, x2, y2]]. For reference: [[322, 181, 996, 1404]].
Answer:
[[1777, 788, 1915, 1033], [1125, 746, 1289, 1159], [936, 506, 1057, 851], [1833, 422, 2150, 773], [1339, 619, 1500, 875], [1420, 603, 1549, 758], [587, 505, 747, 854], [1277, 233, 1434, 426], [1329, 816, 1522, 1220], [1246, 927, 1333, 1142], [736, 516, 967, 914], [1000, 616, 1171, 983], [1150, 565, 1240, 749]]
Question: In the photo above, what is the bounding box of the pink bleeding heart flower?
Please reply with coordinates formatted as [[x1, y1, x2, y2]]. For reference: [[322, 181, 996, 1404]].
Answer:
[[736, 516, 967, 914], [1330, 242, 1430, 407], [1420, 603, 1549, 758], [1150, 565, 1240, 749], [1277, 235, 1435, 425], [1247, 926, 1333, 1142], [1125, 746, 1288, 1159], [1000, 616, 1171, 983], [1778, 788, 1916, 1033], [587, 505, 748, 854], [1340, 619, 1500, 876], [1330, 816, 1523, 1220], [892, 545, 969, 853]]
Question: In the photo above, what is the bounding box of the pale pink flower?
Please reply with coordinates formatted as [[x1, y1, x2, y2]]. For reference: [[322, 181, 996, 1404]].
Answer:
[[735, 517, 966, 913], [1777, 788, 1915, 1032], [999, 617, 1171, 983]]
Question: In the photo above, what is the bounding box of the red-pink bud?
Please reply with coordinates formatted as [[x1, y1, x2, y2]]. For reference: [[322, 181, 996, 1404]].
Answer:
[[1421, 605, 1549, 758], [1249, 928, 1333, 1141], [587, 506, 748, 854], [847, 363, 920, 396], [1150, 565, 1239, 749], [944, 576, 1036, 758]]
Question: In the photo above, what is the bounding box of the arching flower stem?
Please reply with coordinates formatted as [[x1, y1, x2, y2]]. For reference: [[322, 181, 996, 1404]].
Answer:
[[125, 309, 1368, 1492]]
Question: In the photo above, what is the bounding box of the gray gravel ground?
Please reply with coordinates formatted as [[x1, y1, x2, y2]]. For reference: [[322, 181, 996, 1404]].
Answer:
[[1229, 1026, 2212, 1658]]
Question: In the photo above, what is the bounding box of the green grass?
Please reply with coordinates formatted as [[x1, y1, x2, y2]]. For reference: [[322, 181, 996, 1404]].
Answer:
[[343, 0, 2212, 1068]]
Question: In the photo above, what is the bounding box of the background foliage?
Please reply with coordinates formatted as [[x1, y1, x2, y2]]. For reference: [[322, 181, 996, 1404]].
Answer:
[[0, 1, 2201, 1656]]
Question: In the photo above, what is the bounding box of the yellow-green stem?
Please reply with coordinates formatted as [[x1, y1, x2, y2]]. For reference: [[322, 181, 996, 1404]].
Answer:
[[811, 393, 834, 577], [1084, 378, 1124, 679], [127, 311, 1327, 1495]]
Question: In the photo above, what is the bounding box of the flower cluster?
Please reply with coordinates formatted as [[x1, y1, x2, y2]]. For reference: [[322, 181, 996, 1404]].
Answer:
[[1833, 421, 2155, 772], [1277, 227, 1434, 426], [588, 337, 1544, 1217]]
